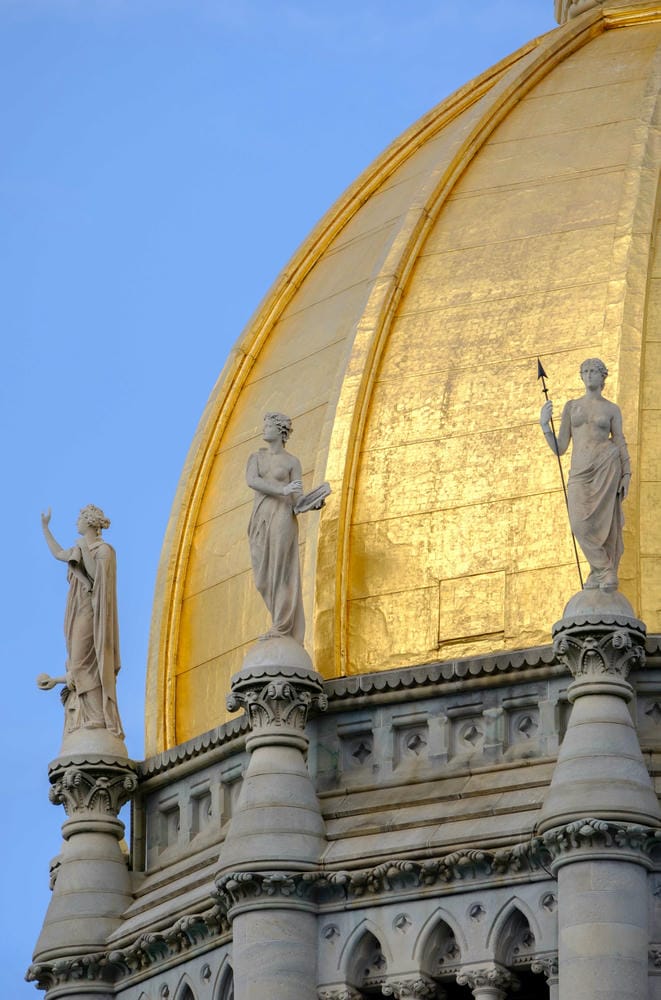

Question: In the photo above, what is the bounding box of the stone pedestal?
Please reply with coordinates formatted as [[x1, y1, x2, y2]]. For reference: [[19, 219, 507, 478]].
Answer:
[[219, 637, 327, 1000], [538, 593, 660, 832], [538, 592, 661, 1000], [31, 754, 137, 966]]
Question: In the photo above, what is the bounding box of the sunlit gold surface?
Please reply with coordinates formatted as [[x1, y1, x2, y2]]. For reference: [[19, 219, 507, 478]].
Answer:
[[146, 5, 661, 753]]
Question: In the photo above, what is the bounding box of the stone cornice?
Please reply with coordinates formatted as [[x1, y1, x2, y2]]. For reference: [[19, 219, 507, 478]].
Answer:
[[26, 907, 230, 991], [28, 819, 661, 989]]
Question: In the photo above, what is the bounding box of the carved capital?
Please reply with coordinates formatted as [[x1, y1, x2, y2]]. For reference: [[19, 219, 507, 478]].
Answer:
[[214, 870, 317, 912], [456, 963, 518, 994], [552, 617, 645, 684], [317, 989, 363, 1000], [542, 817, 661, 866], [226, 664, 327, 733], [382, 975, 439, 998], [48, 761, 138, 818], [531, 955, 559, 980]]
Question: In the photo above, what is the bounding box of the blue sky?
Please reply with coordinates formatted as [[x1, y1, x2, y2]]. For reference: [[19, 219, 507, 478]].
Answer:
[[1, 1, 556, 992]]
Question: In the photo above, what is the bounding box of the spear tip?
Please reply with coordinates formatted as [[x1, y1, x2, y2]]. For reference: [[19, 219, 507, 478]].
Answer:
[[537, 357, 548, 380]]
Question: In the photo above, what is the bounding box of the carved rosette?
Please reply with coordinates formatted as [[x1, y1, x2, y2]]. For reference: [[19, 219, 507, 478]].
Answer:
[[226, 664, 327, 741], [48, 761, 138, 820], [382, 975, 439, 998], [456, 964, 518, 997]]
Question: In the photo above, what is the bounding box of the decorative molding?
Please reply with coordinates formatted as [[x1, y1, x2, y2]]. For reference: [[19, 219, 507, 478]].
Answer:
[[326, 646, 558, 701], [49, 763, 138, 818], [26, 907, 230, 990], [28, 816, 661, 988], [552, 617, 646, 681], [139, 639, 661, 782], [140, 717, 249, 779]]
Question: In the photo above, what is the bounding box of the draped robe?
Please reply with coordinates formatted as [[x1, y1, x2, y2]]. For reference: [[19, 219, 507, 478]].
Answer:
[[62, 537, 124, 737]]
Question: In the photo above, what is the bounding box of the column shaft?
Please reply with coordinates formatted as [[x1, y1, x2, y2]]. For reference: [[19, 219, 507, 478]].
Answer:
[[557, 859, 649, 1000]]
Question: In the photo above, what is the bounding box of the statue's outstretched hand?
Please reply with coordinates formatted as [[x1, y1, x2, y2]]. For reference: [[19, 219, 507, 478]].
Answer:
[[41, 507, 52, 530], [540, 400, 553, 427]]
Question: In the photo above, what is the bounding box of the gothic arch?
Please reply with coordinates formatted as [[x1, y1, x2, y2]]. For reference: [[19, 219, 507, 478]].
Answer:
[[487, 899, 541, 968], [340, 922, 390, 993], [173, 974, 197, 1000], [213, 959, 234, 1000], [414, 907, 467, 979]]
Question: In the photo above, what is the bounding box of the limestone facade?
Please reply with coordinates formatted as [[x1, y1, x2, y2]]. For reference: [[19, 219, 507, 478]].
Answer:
[[28, 633, 661, 999]]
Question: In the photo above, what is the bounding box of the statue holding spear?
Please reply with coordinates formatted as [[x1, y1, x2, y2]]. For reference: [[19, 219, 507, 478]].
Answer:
[[538, 357, 631, 593]]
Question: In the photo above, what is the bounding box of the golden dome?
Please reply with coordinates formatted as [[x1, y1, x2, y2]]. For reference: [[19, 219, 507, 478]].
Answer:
[[146, 2, 661, 753]]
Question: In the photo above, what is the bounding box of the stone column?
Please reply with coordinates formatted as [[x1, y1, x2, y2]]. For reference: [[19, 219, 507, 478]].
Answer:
[[531, 956, 558, 1000], [455, 963, 517, 1000], [218, 636, 327, 1000], [28, 751, 137, 996], [538, 593, 661, 1000]]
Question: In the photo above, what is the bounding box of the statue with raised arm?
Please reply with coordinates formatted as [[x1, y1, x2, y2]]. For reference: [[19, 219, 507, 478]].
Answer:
[[39, 505, 124, 738], [246, 413, 330, 644], [540, 358, 631, 592]]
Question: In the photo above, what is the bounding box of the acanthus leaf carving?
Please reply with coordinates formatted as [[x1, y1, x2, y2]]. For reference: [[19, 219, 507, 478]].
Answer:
[[552, 618, 645, 681], [382, 974, 438, 998], [226, 668, 326, 732], [456, 963, 518, 993], [49, 763, 137, 818]]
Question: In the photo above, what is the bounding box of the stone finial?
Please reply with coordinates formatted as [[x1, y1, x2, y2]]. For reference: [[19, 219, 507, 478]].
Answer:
[[555, 0, 604, 23]]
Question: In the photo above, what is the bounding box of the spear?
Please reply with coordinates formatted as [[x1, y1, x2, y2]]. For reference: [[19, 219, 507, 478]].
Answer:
[[537, 358, 584, 589]]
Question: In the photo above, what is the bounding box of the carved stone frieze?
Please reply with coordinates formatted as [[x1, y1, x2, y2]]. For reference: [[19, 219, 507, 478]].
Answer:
[[26, 907, 230, 989], [214, 870, 317, 910], [552, 617, 646, 682], [456, 963, 518, 993], [48, 762, 138, 818], [226, 667, 327, 732], [541, 817, 661, 865], [382, 974, 439, 998]]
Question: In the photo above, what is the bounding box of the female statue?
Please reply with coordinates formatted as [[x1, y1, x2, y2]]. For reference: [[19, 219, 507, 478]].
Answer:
[[40, 505, 124, 737], [246, 413, 306, 642], [540, 358, 631, 592]]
